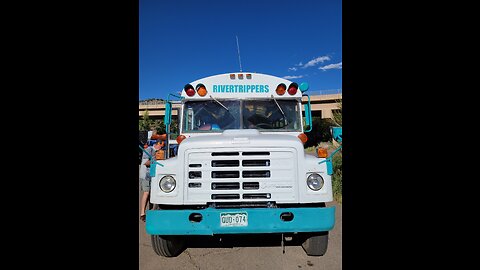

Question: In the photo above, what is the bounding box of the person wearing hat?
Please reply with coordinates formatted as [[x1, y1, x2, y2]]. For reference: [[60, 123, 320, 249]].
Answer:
[[139, 140, 164, 222]]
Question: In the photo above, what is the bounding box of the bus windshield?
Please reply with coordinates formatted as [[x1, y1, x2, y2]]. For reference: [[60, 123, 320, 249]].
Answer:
[[183, 100, 241, 132], [182, 99, 301, 133], [242, 99, 301, 131]]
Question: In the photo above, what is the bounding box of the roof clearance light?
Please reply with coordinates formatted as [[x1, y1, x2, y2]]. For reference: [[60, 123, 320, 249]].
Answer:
[[276, 83, 286, 96], [238, 74, 244, 79], [298, 133, 308, 144], [288, 82, 298, 95], [196, 84, 207, 97], [230, 74, 235, 79], [246, 74, 252, 79], [184, 84, 195, 97]]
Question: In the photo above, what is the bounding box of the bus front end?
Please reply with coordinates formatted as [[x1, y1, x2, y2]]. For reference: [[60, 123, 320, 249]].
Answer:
[[146, 73, 335, 257]]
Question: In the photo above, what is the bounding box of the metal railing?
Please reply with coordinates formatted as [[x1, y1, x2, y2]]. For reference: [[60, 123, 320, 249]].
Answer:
[[307, 89, 342, 96], [139, 100, 166, 105]]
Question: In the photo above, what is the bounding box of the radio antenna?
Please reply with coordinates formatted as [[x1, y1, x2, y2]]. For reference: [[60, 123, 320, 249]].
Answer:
[[236, 35, 243, 72]]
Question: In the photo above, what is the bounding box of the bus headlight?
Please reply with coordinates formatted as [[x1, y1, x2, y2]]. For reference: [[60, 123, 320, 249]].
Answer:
[[307, 173, 324, 191], [159, 176, 176, 193]]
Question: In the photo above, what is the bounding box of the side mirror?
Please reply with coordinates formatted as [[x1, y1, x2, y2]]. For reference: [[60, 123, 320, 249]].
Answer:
[[326, 160, 333, 175], [164, 101, 172, 128], [303, 94, 312, 132], [299, 82, 309, 93], [331, 126, 342, 143]]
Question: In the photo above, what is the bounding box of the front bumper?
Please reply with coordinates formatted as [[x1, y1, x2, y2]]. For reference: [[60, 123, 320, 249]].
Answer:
[[146, 206, 335, 235]]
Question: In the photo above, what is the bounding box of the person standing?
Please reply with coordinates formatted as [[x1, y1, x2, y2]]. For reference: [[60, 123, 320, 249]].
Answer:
[[139, 141, 163, 222]]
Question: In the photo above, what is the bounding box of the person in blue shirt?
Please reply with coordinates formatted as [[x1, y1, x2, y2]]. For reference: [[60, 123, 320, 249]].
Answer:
[[139, 141, 162, 222]]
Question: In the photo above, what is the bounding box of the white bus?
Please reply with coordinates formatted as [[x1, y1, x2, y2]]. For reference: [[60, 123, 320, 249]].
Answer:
[[145, 72, 336, 257]]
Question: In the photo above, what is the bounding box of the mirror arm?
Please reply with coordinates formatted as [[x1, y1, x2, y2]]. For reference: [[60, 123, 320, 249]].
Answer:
[[303, 94, 312, 132]]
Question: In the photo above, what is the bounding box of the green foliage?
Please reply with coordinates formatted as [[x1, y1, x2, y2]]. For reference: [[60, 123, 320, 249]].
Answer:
[[150, 119, 166, 134], [331, 99, 342, 203], [169, 118, 179, 139], [304, 145, 316, 154], [332, 100, 342, 127], [332, 152, 342, 203], [139, 108, 180, 135], [139, 110, 154, 131], [139, 98, 165, 104]]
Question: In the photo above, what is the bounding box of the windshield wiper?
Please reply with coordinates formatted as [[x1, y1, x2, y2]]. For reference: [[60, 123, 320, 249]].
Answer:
[[271, 95, 288, 125], [210, 95, 229, 111], [209, 95, 238, 129]]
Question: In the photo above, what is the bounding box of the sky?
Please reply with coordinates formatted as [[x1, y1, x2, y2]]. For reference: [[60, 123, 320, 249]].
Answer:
[[139, 0, 342, 100]]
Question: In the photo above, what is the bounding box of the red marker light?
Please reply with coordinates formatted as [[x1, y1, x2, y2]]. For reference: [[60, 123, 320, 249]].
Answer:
[[184, 84, 195, 97], [288, 83, 298, 95]]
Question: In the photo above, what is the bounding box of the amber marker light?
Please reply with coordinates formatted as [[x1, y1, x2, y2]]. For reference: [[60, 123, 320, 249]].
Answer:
[[298, 133, 308, 144], [176, 135, 186, 144], [276, 83, 286, 95], [196, 84, 207, 97], [317, 148, 328, 158]]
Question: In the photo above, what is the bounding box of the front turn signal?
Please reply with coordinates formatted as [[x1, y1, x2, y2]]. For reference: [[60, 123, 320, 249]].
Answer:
[[176, 135, 186, 144], [298, 133, 308, 144], [317, 147, 328, 158]]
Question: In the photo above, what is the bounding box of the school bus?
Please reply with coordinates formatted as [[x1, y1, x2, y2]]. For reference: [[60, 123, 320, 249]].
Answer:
[[145, 72, 336, 257]]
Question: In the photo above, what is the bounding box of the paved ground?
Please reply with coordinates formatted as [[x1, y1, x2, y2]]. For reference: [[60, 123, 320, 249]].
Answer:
[[139, 196, 342, 270]]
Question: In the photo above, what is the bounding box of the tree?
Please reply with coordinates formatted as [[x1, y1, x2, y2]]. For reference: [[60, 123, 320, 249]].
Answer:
[[139, 109, 180, 140], [139, 110, 154, 131], [332, 99, 342, 127], [150, 119, 165, 134], [331, 99, 342, 203]]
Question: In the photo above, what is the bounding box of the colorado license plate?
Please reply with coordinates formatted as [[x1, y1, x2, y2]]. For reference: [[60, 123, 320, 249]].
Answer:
[[220, 212, 248, 227]]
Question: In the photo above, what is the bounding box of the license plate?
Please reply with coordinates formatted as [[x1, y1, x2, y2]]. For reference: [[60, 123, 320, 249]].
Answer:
[[220, 212, 248, 227]]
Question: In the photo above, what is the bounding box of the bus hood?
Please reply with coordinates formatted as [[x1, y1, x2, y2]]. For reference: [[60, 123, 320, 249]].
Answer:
[[179, 129, 305, 151]]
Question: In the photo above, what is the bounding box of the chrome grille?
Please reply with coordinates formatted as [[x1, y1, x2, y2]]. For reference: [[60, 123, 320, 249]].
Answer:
[[186, 148, 296, 203], [242, 160, 270, 167], [242, 182, 259, 190], [243, 193, 271, 199], [242, 170, 270, 178], [211, 194, 240, 200], [211, 171, 240, 178], [211, 160, 239, 167], [211, 182, 240, 190]]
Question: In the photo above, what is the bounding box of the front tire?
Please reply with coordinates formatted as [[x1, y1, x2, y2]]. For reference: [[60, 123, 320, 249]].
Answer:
[[151, 235, 186, 257], [301, 232, 329, 256]]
